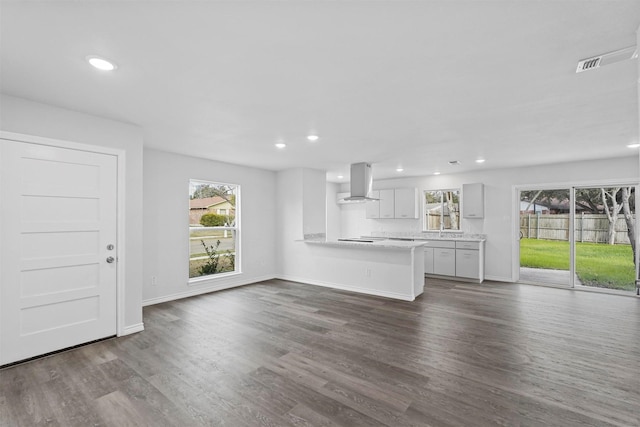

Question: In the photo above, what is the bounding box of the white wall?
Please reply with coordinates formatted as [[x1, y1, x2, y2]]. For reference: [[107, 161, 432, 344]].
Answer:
[[143, 149, 277, 304], [302, 168, 327, 236], [336, 156, 639, 282], [0, 94, 144, 331], [276, 168, 328, 280], [325, 182, 341, 240]]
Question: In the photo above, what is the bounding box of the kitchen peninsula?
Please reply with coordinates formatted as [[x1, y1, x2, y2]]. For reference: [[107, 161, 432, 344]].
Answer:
[[303, 237, 425, 301]]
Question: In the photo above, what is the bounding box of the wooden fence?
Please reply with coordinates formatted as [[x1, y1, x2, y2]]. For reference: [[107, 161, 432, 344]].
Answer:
[[520, 213, 633, 244]]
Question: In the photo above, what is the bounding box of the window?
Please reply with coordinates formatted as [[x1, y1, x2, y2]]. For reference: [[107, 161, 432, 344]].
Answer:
[[189, 180, 239, 280], [424, 189, 460, 231]]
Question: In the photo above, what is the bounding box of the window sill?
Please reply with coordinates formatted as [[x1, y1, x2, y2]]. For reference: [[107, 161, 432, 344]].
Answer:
[[188, 270, 242, 286]]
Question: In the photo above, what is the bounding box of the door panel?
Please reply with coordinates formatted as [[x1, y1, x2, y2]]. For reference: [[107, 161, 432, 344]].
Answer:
[[0, 140, 117, 365]]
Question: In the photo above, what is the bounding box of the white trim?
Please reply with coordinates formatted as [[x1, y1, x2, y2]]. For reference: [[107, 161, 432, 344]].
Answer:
[[188, 270, 241, 285], [277, 275, 416, 301], [143, 274, 276, 306], [122, 323, 144, 335], [484, 274, 514, 282], [0, 131, 128, 337]]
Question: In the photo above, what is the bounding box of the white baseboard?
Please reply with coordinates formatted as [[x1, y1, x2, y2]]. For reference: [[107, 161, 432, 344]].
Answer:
[[484, 275, 514, 283], [276, 275, 415, 301], [142, 274, 276, 306], [121, 322, 144, 336]]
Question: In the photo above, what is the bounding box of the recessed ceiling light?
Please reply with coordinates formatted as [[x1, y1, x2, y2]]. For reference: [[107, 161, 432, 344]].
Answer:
[[86, 55, 117, 71], [275, 142, 286, 149], [475, 159, 486, 163], [396, 168, 404, 172], [433, 172, 441, 175], [307, 135, 319, 142], [337, 175, 344, 179], [627, 143, 640, 148]]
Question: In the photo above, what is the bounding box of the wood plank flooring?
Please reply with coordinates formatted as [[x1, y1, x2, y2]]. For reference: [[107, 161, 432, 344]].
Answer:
[[1, 278, 639, 426]]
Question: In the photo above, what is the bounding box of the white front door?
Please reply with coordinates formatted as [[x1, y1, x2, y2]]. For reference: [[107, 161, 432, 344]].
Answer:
[[0, 139, 118, 365]]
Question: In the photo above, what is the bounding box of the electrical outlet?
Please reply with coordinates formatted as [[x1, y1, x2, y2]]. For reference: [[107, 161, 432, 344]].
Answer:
[[151, 276, 157, 286], [365, 268, 371, 277]]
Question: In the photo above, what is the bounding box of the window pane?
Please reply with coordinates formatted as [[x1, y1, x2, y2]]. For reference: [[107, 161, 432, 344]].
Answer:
[[424, 189, 460, 231], [189, 180, 238, 279], [424, 190, 442, 230], [189, 229, 236, 278]]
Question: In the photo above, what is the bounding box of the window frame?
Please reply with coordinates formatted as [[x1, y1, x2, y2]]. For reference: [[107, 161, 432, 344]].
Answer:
[[423, 188, 461, 232], [188, 179, 240, 283]]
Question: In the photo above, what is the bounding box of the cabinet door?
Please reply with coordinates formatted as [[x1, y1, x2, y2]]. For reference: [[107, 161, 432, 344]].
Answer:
[[394, 188, 418, 219], [456, 249, 479, 279], [462, 183, 484, 218], [365, 190, 380, 218], [424, 247, 434, 274], [433, 248, 456, 276], [379, 189, 395, 219]]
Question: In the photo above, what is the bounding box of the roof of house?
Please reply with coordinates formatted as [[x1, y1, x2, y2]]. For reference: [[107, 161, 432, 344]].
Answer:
[[189, 196, 228, 210]]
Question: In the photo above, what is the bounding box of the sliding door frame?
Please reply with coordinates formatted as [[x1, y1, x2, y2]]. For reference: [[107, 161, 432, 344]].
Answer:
[[513, 179, 639, 292]]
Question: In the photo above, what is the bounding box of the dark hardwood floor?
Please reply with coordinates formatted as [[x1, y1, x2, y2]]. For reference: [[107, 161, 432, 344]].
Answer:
[[2, 278, 639, 426]]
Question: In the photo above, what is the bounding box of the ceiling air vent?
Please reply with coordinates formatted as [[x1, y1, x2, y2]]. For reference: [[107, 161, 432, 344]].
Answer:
[[448, 160, 461, 166], [576, 45, 638, 73]]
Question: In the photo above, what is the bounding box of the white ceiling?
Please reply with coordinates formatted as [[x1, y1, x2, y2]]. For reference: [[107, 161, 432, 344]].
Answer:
[[1, 1, 639, 182]]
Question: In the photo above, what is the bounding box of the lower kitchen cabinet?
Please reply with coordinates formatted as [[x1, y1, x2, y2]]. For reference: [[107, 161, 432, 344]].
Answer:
[[455, 249, 480, 279], [433, 248, 456, 276], [423, 239, 485, 283], [424, 247, 434, 274]]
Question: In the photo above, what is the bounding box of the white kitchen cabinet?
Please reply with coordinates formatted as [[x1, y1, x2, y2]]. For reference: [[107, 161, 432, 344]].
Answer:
[[462, 183, 484, 218], [394, 188, 419, 219], [365, 190, 381, 218], [455, 240, 484, 282], [424, 247, 434, 274], [433, 248, 456, 276], [379, 189, 395, 219], [455, 249, 479, 278], [423, 239, 484, 283]]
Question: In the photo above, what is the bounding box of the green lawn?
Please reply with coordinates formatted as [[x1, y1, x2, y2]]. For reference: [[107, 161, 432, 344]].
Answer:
[[520, 238, 636, 291]]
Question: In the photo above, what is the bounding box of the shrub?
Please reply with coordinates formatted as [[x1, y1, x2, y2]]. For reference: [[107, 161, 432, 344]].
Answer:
[[197, 240, 235, 276], [200, 213, 228, 227]]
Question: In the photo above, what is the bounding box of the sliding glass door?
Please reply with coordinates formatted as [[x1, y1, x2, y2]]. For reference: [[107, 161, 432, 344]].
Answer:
[[574, 186, 636, 292], [518, 184, 638, 294], [519, 188, 572, 287]]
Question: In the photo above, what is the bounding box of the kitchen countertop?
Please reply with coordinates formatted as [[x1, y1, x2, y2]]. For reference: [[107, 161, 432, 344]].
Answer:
[[367, 232, 486, 242], [304, 238, 427, 249]]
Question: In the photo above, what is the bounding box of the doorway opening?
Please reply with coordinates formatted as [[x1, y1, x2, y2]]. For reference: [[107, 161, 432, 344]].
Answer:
[[519, 188, 572, 287]]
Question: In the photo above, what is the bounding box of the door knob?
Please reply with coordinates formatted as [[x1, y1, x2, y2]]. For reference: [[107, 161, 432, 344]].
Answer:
[[106, 256, 115, 263]]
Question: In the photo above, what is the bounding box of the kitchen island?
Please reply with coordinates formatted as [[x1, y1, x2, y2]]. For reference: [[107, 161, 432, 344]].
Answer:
[[302, 238, 425, 301]]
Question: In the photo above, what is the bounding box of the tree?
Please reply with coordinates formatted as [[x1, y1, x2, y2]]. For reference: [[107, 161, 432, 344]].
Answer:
[[191, 184, 236, 207], [520, 189, 570, 212], [600, 188, 623, 245], [621, 187, 636, 265], [444, 191, 459, 230]]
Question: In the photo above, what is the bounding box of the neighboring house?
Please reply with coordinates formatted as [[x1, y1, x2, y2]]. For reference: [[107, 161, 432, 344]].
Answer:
[[519, 201, 550, 214], [189, 196, 235, 225]]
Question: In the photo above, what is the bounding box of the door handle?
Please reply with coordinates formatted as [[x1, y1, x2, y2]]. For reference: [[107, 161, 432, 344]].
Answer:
[[106, 256, 115, 263]]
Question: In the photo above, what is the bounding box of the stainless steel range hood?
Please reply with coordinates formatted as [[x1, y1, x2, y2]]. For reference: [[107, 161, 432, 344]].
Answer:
[[342, 162, 379, 202]]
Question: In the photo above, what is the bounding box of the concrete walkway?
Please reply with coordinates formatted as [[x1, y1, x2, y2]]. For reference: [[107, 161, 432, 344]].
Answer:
[[519, 267, 583, 286]]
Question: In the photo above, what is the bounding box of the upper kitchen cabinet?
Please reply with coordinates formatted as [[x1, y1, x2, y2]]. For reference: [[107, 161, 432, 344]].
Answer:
[[365, 190, 381, 218], [394, 188, 419, 219], [365, 188, 419, 219], [462, 183, 484, 219], [379, 189, 395, 218]]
